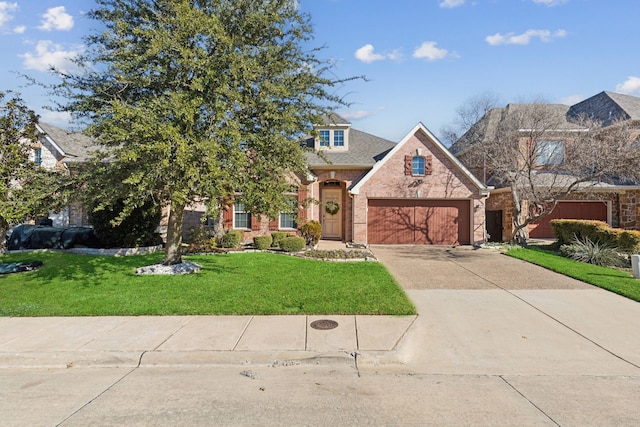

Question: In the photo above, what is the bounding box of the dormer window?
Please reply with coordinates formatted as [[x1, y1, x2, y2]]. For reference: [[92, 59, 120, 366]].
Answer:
[[334, 130, 344, 147], [319, 130, 330, 147], [316, 128, 349, 151]]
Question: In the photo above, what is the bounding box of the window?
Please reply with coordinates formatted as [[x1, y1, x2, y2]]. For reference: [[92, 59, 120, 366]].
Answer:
[[319, 130, 330, 147], [34, 148, 42, 166], [334, 130, 344, 147], [536, 140, 564, 166], [412, 156, 425, 175], [279, 197, 297, 229], [233, 202, 251, 229]]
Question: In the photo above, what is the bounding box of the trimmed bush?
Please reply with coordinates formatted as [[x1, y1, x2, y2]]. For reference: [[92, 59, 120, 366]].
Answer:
[[253, 235, 273, 250], [551, 219, 640, 253], [271, 231, 288, 248], [220, 230, 244, 248], [560, 236, 625, 267], [298, 220, 322, 246], [279, 236, 306, 252]]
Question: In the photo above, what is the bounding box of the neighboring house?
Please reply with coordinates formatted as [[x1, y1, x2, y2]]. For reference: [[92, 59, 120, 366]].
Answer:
[[184, 115, 490, 246], [451, 91, 640, 241], [29, 122, 99, 227]]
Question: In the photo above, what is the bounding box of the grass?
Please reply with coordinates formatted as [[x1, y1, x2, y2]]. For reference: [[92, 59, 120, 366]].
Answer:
[[506, 247, 640, 302], [0, 251, 416, 316]]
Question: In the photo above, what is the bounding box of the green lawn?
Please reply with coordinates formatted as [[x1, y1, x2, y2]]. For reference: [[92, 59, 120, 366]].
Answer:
[[506, 247, 640, 302], [0, 251, 416, 316]]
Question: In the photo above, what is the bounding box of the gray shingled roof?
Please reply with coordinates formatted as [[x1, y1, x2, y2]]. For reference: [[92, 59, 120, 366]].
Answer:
[[450, 103, 584, 155], [304, 128, 396, 167], [38, 122, 100, 163], [568, 91, 640, 125]]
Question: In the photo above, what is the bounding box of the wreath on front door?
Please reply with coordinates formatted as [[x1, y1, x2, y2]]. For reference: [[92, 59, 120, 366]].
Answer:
[[325, 200, 340, 215]]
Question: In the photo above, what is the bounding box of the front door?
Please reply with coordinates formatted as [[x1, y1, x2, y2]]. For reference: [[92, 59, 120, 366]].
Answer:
[[322, 188, 342, 239]]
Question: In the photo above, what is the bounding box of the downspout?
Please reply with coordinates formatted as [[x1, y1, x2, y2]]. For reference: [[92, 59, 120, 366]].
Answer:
[[348, 191, 355, 245]]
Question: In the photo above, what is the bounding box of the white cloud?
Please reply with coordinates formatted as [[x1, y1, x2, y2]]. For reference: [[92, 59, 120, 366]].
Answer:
[[13, 24, 25, 34], [412, 41, 455, 61], [339, 110, 373, 121], [38, 6, 74, 31], [532, 0, 568, 6], [616, 76, 640, 96], [0, 2, 17, 28], [559, 94, 585, 106], [355, 44, 386, 63], [439, 0, 465, 8], [39, 110, 73, 128], [485, 29, 567, 46], [20, 40, 82, 74]]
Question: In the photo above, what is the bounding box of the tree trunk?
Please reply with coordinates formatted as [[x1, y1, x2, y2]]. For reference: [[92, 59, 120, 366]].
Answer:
[[0, 217, 8, 254], [164, 200, 185, 265], [509, 184, 528, 246]]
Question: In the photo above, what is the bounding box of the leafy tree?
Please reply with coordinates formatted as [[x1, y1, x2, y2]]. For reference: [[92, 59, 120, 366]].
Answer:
[[0, 91, 70, 253], [49, 0, 349, 265], [453, 97, 640, 244]]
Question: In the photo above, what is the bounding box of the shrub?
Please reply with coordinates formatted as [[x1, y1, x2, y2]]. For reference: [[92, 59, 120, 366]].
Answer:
[[279, 236, 306, 252], [185, 225, 217, 253], [220, 230, 244, 248], [298, 220, 322, 246], [270, 231, 288, 248], [551, 219, 640, 253], [253, 235, 273, 250], [88, 199, 162, 248], [560, 236, 625, 267]]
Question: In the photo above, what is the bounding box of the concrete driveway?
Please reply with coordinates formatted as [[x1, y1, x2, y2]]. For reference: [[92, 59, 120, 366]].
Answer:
[[372, 245, 640, 373]]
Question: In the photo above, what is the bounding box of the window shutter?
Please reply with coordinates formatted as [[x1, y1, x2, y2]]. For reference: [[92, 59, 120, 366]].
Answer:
[[425, 155, 433, 175], [223, 205, 233, 228], [298, 186, 308, 220], [404, 155, 412, 175]]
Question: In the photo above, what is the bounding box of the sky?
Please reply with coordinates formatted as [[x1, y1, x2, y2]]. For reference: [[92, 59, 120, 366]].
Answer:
[[1, 0, 639, 142]]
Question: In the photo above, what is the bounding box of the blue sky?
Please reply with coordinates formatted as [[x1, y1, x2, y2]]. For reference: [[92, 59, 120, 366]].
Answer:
[[1, 0, 639, 142]]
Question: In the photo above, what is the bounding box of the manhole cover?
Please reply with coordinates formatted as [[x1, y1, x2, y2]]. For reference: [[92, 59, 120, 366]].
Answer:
[[310, 319, 339, 330]]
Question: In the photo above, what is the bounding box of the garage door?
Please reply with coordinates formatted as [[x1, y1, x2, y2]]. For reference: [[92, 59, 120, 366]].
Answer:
[[368, 199, 471, 245], [528, 201, 608, 238]]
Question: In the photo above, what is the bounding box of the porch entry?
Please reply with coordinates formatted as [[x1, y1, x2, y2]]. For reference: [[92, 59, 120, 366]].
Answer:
[[322, 187, 342, 240]]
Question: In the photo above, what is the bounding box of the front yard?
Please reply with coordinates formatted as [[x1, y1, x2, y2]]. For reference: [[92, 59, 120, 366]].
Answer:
[[506, 247, 640, 302], [0, 251, 416, 316]]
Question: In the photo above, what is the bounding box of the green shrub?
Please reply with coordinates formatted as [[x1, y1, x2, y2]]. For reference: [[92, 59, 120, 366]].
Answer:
[[185, 225, 217, 253], [253, 235, 273, 250], [88, 199, 162, 248], [220, 230, 244, 248], [298, 220, 322, 246], [551, 219, 640, 254], [560, 236, 625, 267], [271, 231, 288, 248], [279, 236, 306, 252]]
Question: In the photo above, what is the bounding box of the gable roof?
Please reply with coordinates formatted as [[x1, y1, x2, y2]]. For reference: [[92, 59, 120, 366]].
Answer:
[[304, 128, 396, 168], [350, 122, 489, 195], [37, 122, 100, 163], [568, 91, 640, 125]]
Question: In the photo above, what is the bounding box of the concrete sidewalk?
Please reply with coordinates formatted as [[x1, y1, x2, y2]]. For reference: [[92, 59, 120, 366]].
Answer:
[[0, 314, 416, 368]]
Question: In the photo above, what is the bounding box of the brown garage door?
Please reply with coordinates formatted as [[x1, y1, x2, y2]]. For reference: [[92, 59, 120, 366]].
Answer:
[[528, 201, 608, 238], [368, 199, 471, 245]]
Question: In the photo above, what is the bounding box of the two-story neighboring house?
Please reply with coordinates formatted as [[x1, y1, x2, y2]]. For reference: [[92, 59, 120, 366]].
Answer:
[[28, 122, 99, 227], [191, 115, 490, 246], [451, 91, 640, 241]]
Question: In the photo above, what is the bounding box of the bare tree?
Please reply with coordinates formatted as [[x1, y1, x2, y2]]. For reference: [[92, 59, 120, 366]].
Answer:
[[440, 92, 501, 147], [454, 100, 640, 244]]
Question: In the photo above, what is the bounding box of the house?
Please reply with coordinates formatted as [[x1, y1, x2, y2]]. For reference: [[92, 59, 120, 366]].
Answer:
[[28, 122, 99, 227], [451, 91, 640, 241], [186, 116, 490, 246]]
